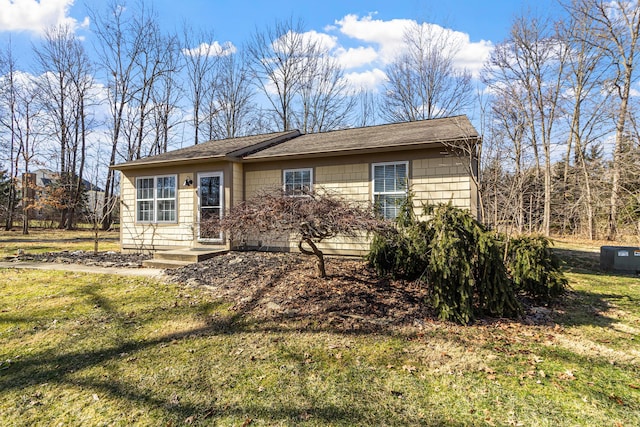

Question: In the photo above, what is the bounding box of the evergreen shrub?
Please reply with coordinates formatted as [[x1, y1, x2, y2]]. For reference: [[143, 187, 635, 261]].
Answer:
[[506, 235, 567, 301], [368, 201, 522, 324]]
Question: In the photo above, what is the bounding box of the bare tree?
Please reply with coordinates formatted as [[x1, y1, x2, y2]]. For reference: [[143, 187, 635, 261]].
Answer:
[[295, 47, 355, 133], [149, 34, 183, 156], [569, 0, 640, 240], [91, 1, 179, 228], [203, 52, 255, 140], [481, 90, 529, 235], [483, 13, 568, 236], [382, 21, 474, 122], [182, 26, 222, 145], [0, 39, 20, 230], [14, 77, 43, 234], [355, 88, 378, 128], [126, 9, 178, 161], [247, 18, 314, 131], [90, 0, 145, 229], [33, 24, 94, 229], [557, 5, 613, 239], [215, 188, 383, 278]]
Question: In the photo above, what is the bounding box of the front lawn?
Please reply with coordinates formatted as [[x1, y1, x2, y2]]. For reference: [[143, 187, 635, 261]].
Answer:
[[0, 228, 120, 257], [0, 265, 638, 426]]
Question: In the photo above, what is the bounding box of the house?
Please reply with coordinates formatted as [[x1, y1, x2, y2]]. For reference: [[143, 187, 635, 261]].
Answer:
[[21, 169, 106, 220], [112, 115, 480, 256]]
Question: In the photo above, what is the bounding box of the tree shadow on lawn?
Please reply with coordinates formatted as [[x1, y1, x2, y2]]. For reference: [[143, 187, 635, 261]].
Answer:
[[553, 247, 601, 272], [550, 288, 619, 328], [0, 312, 387, 425], [0, 304, 463, 426], [0, 266, 630, 425]]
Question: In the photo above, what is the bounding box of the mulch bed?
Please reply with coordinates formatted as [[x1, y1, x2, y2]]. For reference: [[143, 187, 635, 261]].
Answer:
[[165, 252, 434, 332]]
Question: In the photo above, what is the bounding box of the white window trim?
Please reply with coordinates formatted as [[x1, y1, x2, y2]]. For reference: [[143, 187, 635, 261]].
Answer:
[[283, 168, 313, 196], [135, 177, 154, 223], [371, 161, 409, 219], [135, 174, 178, 224]]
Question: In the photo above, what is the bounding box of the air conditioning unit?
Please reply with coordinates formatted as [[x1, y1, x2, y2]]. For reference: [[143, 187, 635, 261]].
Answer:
[[600, 246, 640, 274]]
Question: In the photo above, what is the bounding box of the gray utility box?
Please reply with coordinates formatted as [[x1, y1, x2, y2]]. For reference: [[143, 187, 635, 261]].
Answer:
[[600, 246, 640, 274]]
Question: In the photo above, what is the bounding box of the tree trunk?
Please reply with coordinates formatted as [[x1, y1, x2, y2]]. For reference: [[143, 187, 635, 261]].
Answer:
[[609, 90, 629, 241], [298, 238, 326, 278]]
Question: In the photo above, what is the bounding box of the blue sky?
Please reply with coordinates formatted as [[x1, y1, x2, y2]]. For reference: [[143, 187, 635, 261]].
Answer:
[[2, 0, 560, 87], [0, 0, 564, 177]]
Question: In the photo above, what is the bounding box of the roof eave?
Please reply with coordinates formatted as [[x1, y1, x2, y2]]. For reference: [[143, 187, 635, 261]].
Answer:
[[110, 155, 230, 171]]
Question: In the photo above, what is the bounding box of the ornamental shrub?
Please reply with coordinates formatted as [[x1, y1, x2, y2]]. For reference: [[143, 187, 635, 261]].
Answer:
[[367, 193, 430, 280], [506, 235, 567, 301], [426, 204, 520, 324], [368, 201, 521, 324]]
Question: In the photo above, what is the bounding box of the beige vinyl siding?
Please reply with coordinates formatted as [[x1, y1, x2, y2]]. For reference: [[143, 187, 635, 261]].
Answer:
[[412, 156, 473, 220], [240, 150, 476, 256], [245, 169, 281, 199], [314, 163, 370, 255], [232, 162, 243, 208], [119, 163, 233, 252]]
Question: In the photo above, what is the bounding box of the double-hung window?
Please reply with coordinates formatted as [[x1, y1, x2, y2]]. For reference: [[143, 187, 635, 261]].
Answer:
[[372, 161, 408, 220], [136, 175, 177, 223], [283, 168, 313, 196]]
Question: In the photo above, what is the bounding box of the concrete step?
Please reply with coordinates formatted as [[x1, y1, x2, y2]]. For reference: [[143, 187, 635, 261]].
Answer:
[[142, 259, 193, 269], [153, 248, 227, 263]]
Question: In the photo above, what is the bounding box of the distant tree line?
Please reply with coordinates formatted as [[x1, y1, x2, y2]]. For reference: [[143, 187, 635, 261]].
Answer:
[[481, 0, 640, 241], [1, 0, 639, 241]]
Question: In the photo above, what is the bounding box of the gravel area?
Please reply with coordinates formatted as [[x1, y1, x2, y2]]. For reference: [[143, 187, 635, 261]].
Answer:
[[5, 250, 152, 268]]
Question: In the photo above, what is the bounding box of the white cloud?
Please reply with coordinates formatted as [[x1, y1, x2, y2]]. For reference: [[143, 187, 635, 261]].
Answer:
[[334, 14, 492, 78], [343, 68, 387, 92], [0, 0, 88, 34], [444, 30, 493, 78], [301, 30, 337, 51], [335, 13, 408, 64], [271, 30, 337, 55], [335, 46, 378, 69], [182, 41, 237, 57]]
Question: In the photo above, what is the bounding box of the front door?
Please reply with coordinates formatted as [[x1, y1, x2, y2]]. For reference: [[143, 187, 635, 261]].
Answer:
[[197, 172, 223, 241]]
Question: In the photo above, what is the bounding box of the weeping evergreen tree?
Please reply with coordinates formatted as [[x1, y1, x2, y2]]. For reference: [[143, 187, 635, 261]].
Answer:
[[367, 193, 431, 280], [426, 204, 520, 324], [369, 201, 522, 324], [506, 235, 567, 302], [475, 231, 519, 318]]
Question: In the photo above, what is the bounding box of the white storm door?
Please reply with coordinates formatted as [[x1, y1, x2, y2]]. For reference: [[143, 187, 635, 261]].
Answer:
[[197, 172, 223, 241]]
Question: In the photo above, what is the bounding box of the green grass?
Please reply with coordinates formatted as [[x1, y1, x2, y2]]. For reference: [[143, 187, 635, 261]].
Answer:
[[1, 260, 639, 426], [0, 228, 120, 256]]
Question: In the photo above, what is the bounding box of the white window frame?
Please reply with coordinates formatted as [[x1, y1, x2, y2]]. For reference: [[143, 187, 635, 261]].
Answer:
[[371, 161, 409, 220], [283, 168, 313, 196], [135, 175, 177, 224]]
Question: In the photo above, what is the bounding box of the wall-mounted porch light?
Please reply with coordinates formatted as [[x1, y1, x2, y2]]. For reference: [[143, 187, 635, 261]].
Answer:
[[184, 177, 193, 187]]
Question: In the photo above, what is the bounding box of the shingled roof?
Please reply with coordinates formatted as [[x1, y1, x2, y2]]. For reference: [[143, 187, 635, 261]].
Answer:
[[243, 115, 478, 161], [113, 116, 477, 169], [113, 130, 300, 170]]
